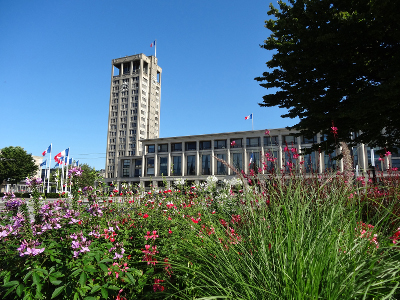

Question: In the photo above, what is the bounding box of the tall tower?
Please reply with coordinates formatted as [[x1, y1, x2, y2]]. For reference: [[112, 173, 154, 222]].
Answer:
[[105, 54, 162, 180]]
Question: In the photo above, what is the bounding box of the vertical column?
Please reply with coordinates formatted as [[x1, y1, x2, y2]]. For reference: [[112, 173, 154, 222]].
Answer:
[[244, 136, 248, 174], [261, 134, 265, 174], [181, 152, 185, 177], [278, 134, 283, 170], [227, 141, 231, 176], [167, 142, 171, 177], [141, 144, 145, 177], [154, 144, 158, 177], [196, 142, 200, 176], [211, 140, 215, 175]]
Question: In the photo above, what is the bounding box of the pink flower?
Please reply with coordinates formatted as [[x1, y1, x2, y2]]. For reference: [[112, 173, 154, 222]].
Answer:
[[143, 214, 149, 219], [230, 140, 236, 147]]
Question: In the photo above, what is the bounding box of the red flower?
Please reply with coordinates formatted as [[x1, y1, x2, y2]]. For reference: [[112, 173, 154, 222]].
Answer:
[[143, 214, 149, 219], [191, 217, 200, 224]]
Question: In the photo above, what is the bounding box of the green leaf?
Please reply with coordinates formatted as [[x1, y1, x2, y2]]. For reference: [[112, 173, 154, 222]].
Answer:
[[32, 272, 40, 285], [126, 272, 135, 284], [51, 285, 65, 299], [34, 268, 48, 276], [50, 278, 63, 286], [98, 263, 108, 273], [91, 285, 101, 294], [4, 284, 18, 298], [73, 291, 80, 300], [70, 268, 83, 277], [101, 287, 108, 299], [108, 285, 120, 291], [23, 270, 33, 283], [3, 280, 19, 287], [83, 266, 97, 273], [99, 258, 113, 263], [79, 272, 87, 286], [16, 283, 24, 297], [84, 297, 97, 300]]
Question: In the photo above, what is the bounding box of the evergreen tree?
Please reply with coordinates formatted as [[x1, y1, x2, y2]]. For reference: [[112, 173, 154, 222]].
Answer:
[[255, 0, 400, 152]]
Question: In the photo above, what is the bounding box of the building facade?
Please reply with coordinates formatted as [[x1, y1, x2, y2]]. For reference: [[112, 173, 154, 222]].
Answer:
[[105, 54, 162, 180], [107, 128, 399, 189]]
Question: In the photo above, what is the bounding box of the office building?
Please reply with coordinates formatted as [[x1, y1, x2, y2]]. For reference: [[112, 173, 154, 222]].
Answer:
[[105, 54, 162, 180]]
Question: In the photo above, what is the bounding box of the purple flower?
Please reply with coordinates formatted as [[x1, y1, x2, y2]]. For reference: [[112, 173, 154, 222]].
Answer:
[[71, 240, 80, 249]]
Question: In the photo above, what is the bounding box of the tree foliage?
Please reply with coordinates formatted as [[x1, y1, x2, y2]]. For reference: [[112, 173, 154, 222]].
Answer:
[[0, 146, 39, 184], [255, 0, 400, 152]]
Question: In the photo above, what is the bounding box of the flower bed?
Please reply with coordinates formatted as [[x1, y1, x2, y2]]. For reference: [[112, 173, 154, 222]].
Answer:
[[1, 170, 400, 299]]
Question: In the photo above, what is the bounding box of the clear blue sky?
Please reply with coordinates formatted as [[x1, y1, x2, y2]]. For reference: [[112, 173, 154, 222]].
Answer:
[[0, 0, 297, 170]]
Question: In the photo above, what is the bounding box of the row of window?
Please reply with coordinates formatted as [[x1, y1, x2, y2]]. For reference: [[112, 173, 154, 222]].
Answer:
[[146, 136, 319, 153]]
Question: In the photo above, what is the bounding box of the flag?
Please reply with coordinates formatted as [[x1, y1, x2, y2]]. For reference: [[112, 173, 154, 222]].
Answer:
[[69, 158, 73, 165], [54, 148, 69, 162], [64, 156, 68, 165], [245, 114, 253, 120], [75, 160, 79, 167], [150, 40, 156, 47], [249, 153, 254, 164], [42, 145, 51, 156], [40, 160, 46, 167], [55, 162, 60, 167]]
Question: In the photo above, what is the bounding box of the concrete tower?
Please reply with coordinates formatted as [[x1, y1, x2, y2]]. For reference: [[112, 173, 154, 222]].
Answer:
[[105, 54, 162, 180]]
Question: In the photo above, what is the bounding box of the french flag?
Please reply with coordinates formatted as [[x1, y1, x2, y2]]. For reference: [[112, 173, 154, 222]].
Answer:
[[42, 145, 51, 156], [245, 114, 253, 120], [150, 40, 156, 47], [54, 148, 69, 163]]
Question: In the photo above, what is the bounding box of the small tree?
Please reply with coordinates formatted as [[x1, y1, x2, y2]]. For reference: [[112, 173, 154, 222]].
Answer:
[[0, 146, 38, 185]]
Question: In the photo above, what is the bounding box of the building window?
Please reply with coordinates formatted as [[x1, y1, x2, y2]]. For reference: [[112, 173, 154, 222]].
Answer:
[[185, 142, 196, 151], [172, 156, 181, 175], [324, 150, 337, 171], [302, 149, 316, 173], [230, 138, 242, 148], [122, 160, 130, 177], [214, 140, 227, 149], [159, 157, 168, 176], [202, 154, 211, 175], [216, 154, 226, 175], [172, 143, 182, 152], [264, 136, 279, 146], [134, 159, 142, 177], [147, 158, 154, 176], [283, 135, 296, 145], [199, 141, 211, 150], [187, 155, 196, 175], [147, 145, 155, 153], [249, 152, 260, 170], [302, 135, 317, 144], [231, 153, 242, 171], [246, 137, 260, 147], [158, 144, 168, 152]]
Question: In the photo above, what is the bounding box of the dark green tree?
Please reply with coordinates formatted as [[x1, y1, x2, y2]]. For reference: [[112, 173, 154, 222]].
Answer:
[[0, 146, 39, 184], [255, 0, 400, 152]]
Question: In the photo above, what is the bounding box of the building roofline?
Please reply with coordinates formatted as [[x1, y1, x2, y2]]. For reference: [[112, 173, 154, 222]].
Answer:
[[139, 128, 294, 142]]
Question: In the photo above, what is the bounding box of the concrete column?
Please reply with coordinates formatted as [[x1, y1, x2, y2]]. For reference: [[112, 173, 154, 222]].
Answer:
[[227, 142, 231, 176], [181, 152, 185, 176], [278, 134, 283, 170], [196, 143, 200, 176], [211, 140, 215, 175], [154, 144, 158, 177], [167, 143, 171, 176]]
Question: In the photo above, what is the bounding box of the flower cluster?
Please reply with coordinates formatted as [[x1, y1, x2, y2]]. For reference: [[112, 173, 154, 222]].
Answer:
[[68, 167, 83, 177], [25, 177, 42, 187], [389, 228, 400, 244], [355, 222, 379, 249], [70, 232, 92, 258], [108, 262, 129, 279], [17, 239, 45, 256]]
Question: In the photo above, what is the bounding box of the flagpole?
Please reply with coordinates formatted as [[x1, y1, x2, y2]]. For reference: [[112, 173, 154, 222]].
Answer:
[[47, 144, 52, 193], [65, 149, 70, 194], [155, 39, 157, 57], [252, 113, 254, 131]]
